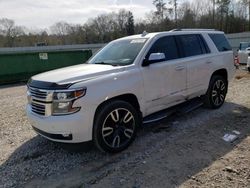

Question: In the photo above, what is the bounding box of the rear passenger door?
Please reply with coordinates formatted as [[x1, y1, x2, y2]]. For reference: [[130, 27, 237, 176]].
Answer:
[[176, 34, 211, 97]]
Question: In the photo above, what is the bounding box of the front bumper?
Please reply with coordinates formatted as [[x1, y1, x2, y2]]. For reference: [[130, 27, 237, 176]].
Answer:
[[26, 105, 95, 143], [247, 57, 250, 68], [32, 126, 73, 140]]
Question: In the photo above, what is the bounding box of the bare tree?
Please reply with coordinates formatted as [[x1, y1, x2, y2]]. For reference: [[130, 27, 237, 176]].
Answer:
[[0, 18, 24, 46], [153, 0, 167, 21], [242, 0, 250, 30], [50, 22, 72, 44], [0, 18, 15, 36], [50, 22, 71, 36], [169, 0, 178, 26]]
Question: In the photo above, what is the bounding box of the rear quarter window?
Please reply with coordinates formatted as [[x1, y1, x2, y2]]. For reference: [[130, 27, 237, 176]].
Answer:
[[209, 34, 232, 52]]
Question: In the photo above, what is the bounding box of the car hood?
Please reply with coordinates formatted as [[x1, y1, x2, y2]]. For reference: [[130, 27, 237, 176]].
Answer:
[[31, 64, 124, 85]]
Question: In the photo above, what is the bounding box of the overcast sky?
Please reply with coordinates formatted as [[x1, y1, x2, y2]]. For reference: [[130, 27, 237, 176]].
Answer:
[[0, 0, 158, 30]]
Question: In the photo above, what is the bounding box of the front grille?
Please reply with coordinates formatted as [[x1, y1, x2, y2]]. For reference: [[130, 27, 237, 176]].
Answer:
[[28, 86, 52, 116], [31, 103, 46, 116], [29, 87, 47, 100]]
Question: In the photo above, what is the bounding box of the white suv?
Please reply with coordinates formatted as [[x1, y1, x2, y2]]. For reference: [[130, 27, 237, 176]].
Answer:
[[27, 29, 234, 153]]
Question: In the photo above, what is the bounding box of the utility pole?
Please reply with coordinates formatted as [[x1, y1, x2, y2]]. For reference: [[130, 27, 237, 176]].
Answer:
[[249, 0, 250, 31], [213, 0, 215, 27], [174, 0, 177, 26]]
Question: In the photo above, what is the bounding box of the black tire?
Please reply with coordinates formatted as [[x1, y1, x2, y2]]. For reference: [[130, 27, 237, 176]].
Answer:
[[203, 75, 227, 109], [248, 67, 250, 72], [93, 100, 141, 153]]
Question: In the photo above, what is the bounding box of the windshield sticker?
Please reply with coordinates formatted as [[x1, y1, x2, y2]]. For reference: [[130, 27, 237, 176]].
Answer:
[[130, 39, 147, 44]]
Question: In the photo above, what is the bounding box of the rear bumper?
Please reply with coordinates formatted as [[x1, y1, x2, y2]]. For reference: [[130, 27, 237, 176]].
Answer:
[[26, 104, 96, 143]]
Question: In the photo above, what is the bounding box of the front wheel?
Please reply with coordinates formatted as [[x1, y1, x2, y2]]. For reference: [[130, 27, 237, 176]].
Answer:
[[203, 75, 227, 109], [93, 100, 141, 153]]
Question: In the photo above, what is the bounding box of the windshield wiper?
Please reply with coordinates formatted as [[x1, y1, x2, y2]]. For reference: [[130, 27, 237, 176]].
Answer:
[[94, 62, 120, 66]]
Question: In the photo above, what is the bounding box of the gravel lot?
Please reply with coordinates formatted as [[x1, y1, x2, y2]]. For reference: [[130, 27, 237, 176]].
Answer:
[[0, 68, 250, 188]]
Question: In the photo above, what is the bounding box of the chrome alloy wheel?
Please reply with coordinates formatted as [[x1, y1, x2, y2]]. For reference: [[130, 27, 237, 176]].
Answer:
[[211, 80, 226, 106], [102, 108, 135, 149]]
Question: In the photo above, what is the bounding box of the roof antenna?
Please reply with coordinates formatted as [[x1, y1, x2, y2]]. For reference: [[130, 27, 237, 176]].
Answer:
[[141, 31, 148, 37]]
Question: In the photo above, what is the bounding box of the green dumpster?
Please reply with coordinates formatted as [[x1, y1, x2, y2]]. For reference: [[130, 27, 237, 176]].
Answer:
[[0, 44, 105, 84]]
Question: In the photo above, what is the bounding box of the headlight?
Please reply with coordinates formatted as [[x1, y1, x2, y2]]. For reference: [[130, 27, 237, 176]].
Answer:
[[53, 88, 86, 101], [52, 88, 86, 115]]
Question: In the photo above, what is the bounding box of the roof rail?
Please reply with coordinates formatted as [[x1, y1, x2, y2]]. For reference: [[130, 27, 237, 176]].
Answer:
[[170, 28, 216, 32]]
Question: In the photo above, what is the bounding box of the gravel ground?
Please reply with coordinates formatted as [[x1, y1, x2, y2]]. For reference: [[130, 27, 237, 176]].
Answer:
[[0, 68, 250, 188]]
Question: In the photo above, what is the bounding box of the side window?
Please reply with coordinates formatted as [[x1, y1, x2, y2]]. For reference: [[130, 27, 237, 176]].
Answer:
[[198, 35, 211, 54], [209, 34, 232, 52], [177, 34, 207, 57], [147, 36, 179, 61]]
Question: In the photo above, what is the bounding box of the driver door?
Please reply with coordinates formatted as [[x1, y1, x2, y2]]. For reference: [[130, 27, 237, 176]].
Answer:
[[141, 35, 187, 115]]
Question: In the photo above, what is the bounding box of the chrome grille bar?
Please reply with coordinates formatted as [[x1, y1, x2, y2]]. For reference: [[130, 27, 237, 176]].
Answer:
[[28, 86, 53, 116]]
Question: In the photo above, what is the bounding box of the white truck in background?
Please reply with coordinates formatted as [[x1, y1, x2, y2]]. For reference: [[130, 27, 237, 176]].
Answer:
[[238, 42, 250, 64]]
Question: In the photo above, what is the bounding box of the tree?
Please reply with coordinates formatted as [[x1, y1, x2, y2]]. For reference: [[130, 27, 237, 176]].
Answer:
[[169, 0, 178, 26], [212, 0, 215, 27], [178, 2, 196, 28], [50, 22, 72, 44], [126, 11, 135, 35], [0, 18, 15, 36], [216, 0, 231, 31], [0, 18, 24, 47], [153, 0, 167, 20], [242, 0, 250, 30]]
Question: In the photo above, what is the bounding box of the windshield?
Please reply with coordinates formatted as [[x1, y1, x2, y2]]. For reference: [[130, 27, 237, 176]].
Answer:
[[239, 42, 250, 50], [88, 38, 147, 66]]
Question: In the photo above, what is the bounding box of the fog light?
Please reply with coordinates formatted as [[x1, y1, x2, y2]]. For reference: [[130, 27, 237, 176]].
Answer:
[[62, 133, 70, 137]]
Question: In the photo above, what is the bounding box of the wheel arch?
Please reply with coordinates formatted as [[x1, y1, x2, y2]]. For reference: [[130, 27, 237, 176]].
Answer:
[[211, 68, 228, 82], [93, 93, 141, 125]]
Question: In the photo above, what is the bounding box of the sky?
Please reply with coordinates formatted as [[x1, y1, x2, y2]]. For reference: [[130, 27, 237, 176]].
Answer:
[[0, 0, 157, 30]]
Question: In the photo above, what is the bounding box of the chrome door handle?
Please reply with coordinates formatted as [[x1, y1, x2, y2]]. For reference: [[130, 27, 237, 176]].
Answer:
[[175, 66, 185, 71]]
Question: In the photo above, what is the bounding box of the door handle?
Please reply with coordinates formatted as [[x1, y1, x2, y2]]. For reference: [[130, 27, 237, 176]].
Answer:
[[206, 61, 213, 64], [175, 65, 185, 71]]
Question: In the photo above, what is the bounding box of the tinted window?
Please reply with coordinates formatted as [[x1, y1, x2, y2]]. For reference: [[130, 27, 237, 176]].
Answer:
[[177, 34, 206, 57], [239, 42, 250, 51], [198, 35, 211, 54], [148, 36, 179, 61], [209, 34, 232, 52]]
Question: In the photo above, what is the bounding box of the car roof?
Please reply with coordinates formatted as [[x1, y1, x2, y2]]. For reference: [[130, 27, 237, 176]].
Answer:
[[116, 29, 224, 41]]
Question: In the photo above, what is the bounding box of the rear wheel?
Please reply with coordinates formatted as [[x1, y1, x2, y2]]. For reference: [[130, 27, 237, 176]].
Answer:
[[248, 67, 250, 72], [93, 100, 140, 153], [203, 75, 227, 109]]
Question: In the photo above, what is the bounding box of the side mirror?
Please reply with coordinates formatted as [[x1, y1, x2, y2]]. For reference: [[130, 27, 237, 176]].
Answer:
[[142, 53, 166, 67]]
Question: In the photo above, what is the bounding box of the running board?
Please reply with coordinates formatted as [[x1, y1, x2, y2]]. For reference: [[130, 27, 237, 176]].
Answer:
[[143, 109, 176, 124], [176, 98, 203, 114], [142, 98, 203, 124]]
